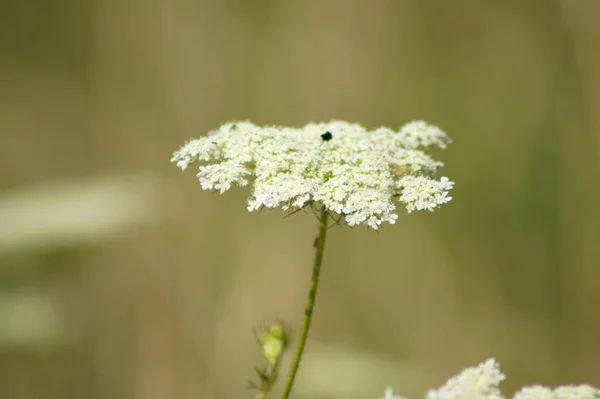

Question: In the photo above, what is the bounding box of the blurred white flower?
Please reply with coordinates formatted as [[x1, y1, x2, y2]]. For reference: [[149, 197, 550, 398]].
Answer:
[[426, 358, 506, 399], [514, 385, 600, 399], [380, 359, 599, 399], [171, 120, 453, 229], [553, 385, 600, 399], [513, 386, 555, 399]]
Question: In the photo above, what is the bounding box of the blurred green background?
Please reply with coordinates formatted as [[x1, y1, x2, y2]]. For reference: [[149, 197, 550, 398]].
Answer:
[[1, 0, 599, 398]]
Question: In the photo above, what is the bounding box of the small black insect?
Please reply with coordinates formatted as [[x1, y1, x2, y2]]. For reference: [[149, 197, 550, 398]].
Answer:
[[321, 131, 333, 141]]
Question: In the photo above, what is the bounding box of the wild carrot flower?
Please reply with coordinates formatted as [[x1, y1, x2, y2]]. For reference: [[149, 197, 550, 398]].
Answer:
[[514, 384, 600, 399], [426, 358, 506, 399], [382, 359, 600, 399], [171, 120, 453, 229]]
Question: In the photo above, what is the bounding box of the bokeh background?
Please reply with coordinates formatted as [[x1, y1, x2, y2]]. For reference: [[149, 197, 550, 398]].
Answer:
[[1, 0, 599, 398]]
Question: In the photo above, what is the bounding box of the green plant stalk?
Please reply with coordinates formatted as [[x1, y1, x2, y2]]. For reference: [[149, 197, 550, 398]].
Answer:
[[279, 206, 329, 399]]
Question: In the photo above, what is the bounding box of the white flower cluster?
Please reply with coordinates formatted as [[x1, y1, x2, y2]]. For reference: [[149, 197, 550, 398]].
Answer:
[[380, 359, 600, 399], [171, 120, 453, 229], [426, 358, 506, 399], [514, 385, 600, 399]]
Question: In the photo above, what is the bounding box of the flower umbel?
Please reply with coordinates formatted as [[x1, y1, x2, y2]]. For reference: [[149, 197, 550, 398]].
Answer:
[[514, 385, 600, 399], [426, 358, 506, 399], [171, 120, 454, 229], [382, 358, 600, 399]]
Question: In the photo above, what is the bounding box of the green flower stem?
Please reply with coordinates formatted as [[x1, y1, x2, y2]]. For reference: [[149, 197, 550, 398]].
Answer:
[[280, 205, 329, 399]]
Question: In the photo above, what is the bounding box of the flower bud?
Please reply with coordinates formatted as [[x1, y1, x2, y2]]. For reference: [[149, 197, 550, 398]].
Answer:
[[258, 321, 288, 364]]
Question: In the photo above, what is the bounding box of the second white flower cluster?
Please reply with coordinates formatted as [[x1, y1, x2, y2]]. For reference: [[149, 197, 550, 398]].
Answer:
[[381, 359, 599, 399]]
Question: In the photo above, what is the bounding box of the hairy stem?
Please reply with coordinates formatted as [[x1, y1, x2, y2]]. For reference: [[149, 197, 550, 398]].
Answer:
[[279, 206, 329, 399]]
